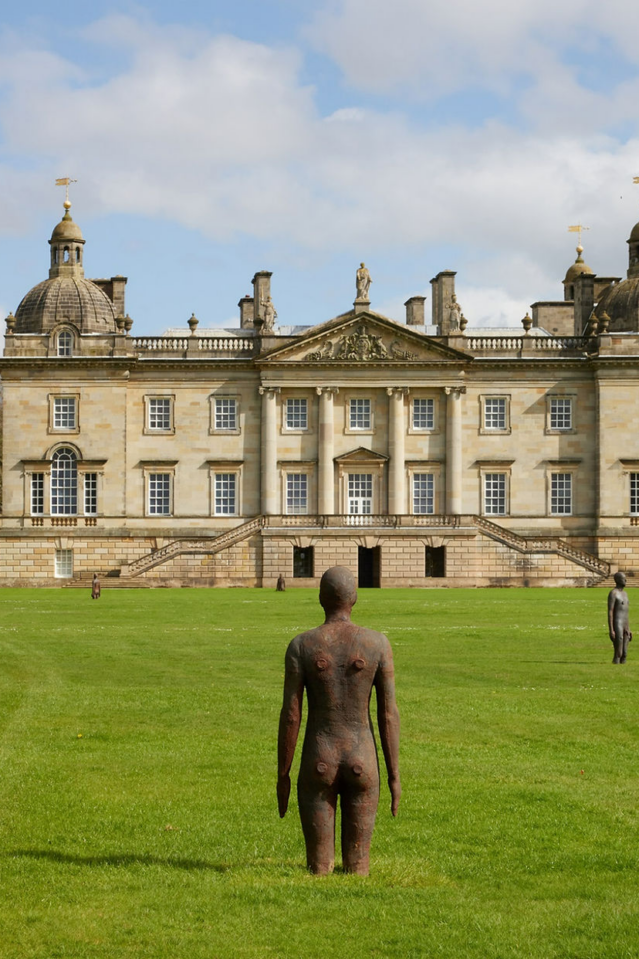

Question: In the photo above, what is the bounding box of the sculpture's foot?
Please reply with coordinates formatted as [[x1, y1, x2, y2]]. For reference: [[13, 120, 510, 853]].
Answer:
[[613, 656, 620, 664], [620, 656, 627, 664], [308, 860, 334, 876], [343, 862, 370, 876]]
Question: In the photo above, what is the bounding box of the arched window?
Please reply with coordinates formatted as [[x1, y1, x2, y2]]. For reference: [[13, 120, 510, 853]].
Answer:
[[51, 448, 78, 515], [63, 246, 70, 263], [76, 247, 81, 263], [57, 330, 73, 357]]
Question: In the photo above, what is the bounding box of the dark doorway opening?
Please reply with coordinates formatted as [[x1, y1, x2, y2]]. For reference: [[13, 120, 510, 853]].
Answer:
[[358, 546, 381, 588], [425, 546, 445, 578], [293, 545, 314, 578]]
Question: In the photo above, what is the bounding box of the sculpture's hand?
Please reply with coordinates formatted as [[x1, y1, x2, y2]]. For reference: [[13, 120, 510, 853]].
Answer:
[[389, 777, 401, 817], [609, 630, 616, 641], [277, 774, 291, 818]]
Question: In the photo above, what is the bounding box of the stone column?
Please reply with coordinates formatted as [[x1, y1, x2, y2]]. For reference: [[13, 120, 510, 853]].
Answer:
[[445, 386, 466, 514], [317, 387, 338, 514], [387, 388, 408, 515], [259, 386, 280, 515]]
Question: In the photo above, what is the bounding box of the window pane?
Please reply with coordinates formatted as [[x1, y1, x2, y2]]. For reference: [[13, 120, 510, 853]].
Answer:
[[551, 473, 572, 515], [31, 473, 44, 515], [54, 549, 73, 578], [484, 473, 506, 515], [412, 398, 434, 430], [631, 473, 639, 515], [148, 398, 172, 431], [413, 473, 434, 514], [293, 546, 314, 577], [53, 397, 76, 430], [286, 473, 308, 514], [484, 398, 506, 430], [148, 473, 171, 515], [51, 448, 78, 515], [550, 398, 572, 430], [214, 473, 237, 515], [84, 473, 97, 515], [57, 331, 72, 356], [215, 398, 237, 431], [286, 398, 308, 430], [349, 399, 371, 430]]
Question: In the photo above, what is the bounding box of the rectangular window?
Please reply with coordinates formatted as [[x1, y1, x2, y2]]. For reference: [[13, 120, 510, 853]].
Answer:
[[631, 473, 639, 515], [53, 397, 76, 430], [293, 545, 314, 578], [550, 398, 572, 431], [54, 549, 73, 578], [349, 398, 372, 430], [148, 473, 172, 515], [412, 398, 434, 431], [285, 398, 308, 431], [484, 473, 507, 515], [286, 473, 308, 514], [215, 398, 237, 431], [483, 398, 507, 431], [84, 473, 97, 516], [413, 473, 434, 514], [148, 398, 172, 431], [214, 473, 237, 515], [31, 473, 44, 515], [550, 473, 572, 515], [348, 474, 373, 514]]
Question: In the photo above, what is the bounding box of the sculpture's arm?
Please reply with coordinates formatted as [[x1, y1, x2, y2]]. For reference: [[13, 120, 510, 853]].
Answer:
[[374, 637, 401, 816], [608, 590, 616, 639], [277, 641, 304, 818]]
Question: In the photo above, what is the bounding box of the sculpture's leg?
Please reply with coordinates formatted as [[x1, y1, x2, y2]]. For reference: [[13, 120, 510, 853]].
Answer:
[[340, 772, 379, 876], [621, 631, 629, 663], [298, 785, 338, 875]]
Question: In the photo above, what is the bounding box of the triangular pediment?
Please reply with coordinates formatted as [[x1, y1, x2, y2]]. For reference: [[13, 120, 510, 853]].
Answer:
[[258, 310, 469, 365], [334, 446, 389, 464]]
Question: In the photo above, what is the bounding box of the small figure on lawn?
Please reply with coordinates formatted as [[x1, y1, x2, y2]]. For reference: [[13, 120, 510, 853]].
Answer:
[[277, 566, 400, 876], [91, 573, 101, 600], [608, 571, 632, 663], [276, 573, 286, 592]]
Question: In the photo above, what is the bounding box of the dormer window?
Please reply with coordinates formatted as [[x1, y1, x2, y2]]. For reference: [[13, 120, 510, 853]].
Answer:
[[57, 330, 73, 357]]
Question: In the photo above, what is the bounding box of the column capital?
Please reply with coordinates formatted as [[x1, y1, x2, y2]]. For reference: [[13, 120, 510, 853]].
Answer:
[[316, 386, 339, 396], [258, 385, 281, 396], [386, 387, 410, 397], [444, 385, 467, 396]]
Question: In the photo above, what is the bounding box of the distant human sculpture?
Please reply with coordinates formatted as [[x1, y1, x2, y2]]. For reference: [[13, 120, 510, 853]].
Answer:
[[448, 294, 462, 330], [262, 296, 277, 332], [356, 262, 372, 300], [608, 571, 632, 663], [277, 566, 400, 875], [276, 573, 286, 592], [91, 573, 101, 600]]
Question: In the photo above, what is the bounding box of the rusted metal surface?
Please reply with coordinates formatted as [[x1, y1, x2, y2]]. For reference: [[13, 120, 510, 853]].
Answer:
[[277, 566, 400, 875]]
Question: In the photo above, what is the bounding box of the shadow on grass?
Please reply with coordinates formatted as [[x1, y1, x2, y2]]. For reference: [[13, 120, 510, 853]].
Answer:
[[5, 849, 230, 872]]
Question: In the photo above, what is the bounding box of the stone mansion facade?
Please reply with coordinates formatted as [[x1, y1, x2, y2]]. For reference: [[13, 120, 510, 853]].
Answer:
[[2, 198, 639, 587]]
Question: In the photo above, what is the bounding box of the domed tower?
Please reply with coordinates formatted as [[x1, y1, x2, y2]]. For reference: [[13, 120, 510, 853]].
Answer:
[[12, 198, 119, 335], [594, 220, 639, 332], [563, 243, 593, 301]]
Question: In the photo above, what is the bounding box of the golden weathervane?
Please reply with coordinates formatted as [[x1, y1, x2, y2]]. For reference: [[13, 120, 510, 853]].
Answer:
[[55, 176, 77, 206], [568, 224, 589, 249]]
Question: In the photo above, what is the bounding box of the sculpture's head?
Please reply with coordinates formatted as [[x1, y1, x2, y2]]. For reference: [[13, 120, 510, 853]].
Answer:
[[614, 571, 627, 588], [319, 566, 357, 613]]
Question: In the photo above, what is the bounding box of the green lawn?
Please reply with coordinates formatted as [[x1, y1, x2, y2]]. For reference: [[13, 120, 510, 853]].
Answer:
[[0, 586, 638, 959]]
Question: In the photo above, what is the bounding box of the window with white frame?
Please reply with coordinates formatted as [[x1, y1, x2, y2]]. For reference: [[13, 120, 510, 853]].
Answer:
[[412, 398, 435, 431], [57, 330, 73, 357], [348, 474, 373, 514], [483, 473, 507, 515], [54, 549, 74, 578], [84, 473, 98, 515], [53, 396, 77, 431], [148, 473, 172, 515], [349, 398, 372, 431], [31, 473, 44, 515], [483, 397, 507, 432], [214, 398, 238, 431], [147, 397, 172, 432], [214, 473, 237, 515], [550, 472, 572, 515], [413, 473, 434, 514], [51, 448, 78, 515], [285, 398, 308, 431], [286, 473, 308, 514], [549, 398, 572, 431], [630, 473, 639, 515]]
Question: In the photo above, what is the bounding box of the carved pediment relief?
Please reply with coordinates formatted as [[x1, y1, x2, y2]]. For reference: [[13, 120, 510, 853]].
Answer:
[[259, 313, 468, 365], [334, 447, 389, 464]]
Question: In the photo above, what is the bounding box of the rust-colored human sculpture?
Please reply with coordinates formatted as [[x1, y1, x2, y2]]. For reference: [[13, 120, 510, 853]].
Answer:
[[91, 573, 101, 600], [277, 566, 400, 875], [608, 570, 632, 663], [276, 573, 286, 592]]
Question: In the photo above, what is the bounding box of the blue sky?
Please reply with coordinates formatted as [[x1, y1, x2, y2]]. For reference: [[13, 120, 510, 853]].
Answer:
[[1, 0, 639, 334]]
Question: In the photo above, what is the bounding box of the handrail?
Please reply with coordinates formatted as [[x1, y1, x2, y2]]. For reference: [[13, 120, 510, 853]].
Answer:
[[473, 515, 609, 576]]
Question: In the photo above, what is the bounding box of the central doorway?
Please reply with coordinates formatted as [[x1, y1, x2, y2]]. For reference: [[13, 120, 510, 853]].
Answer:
[[358, 546, 381, 588]]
